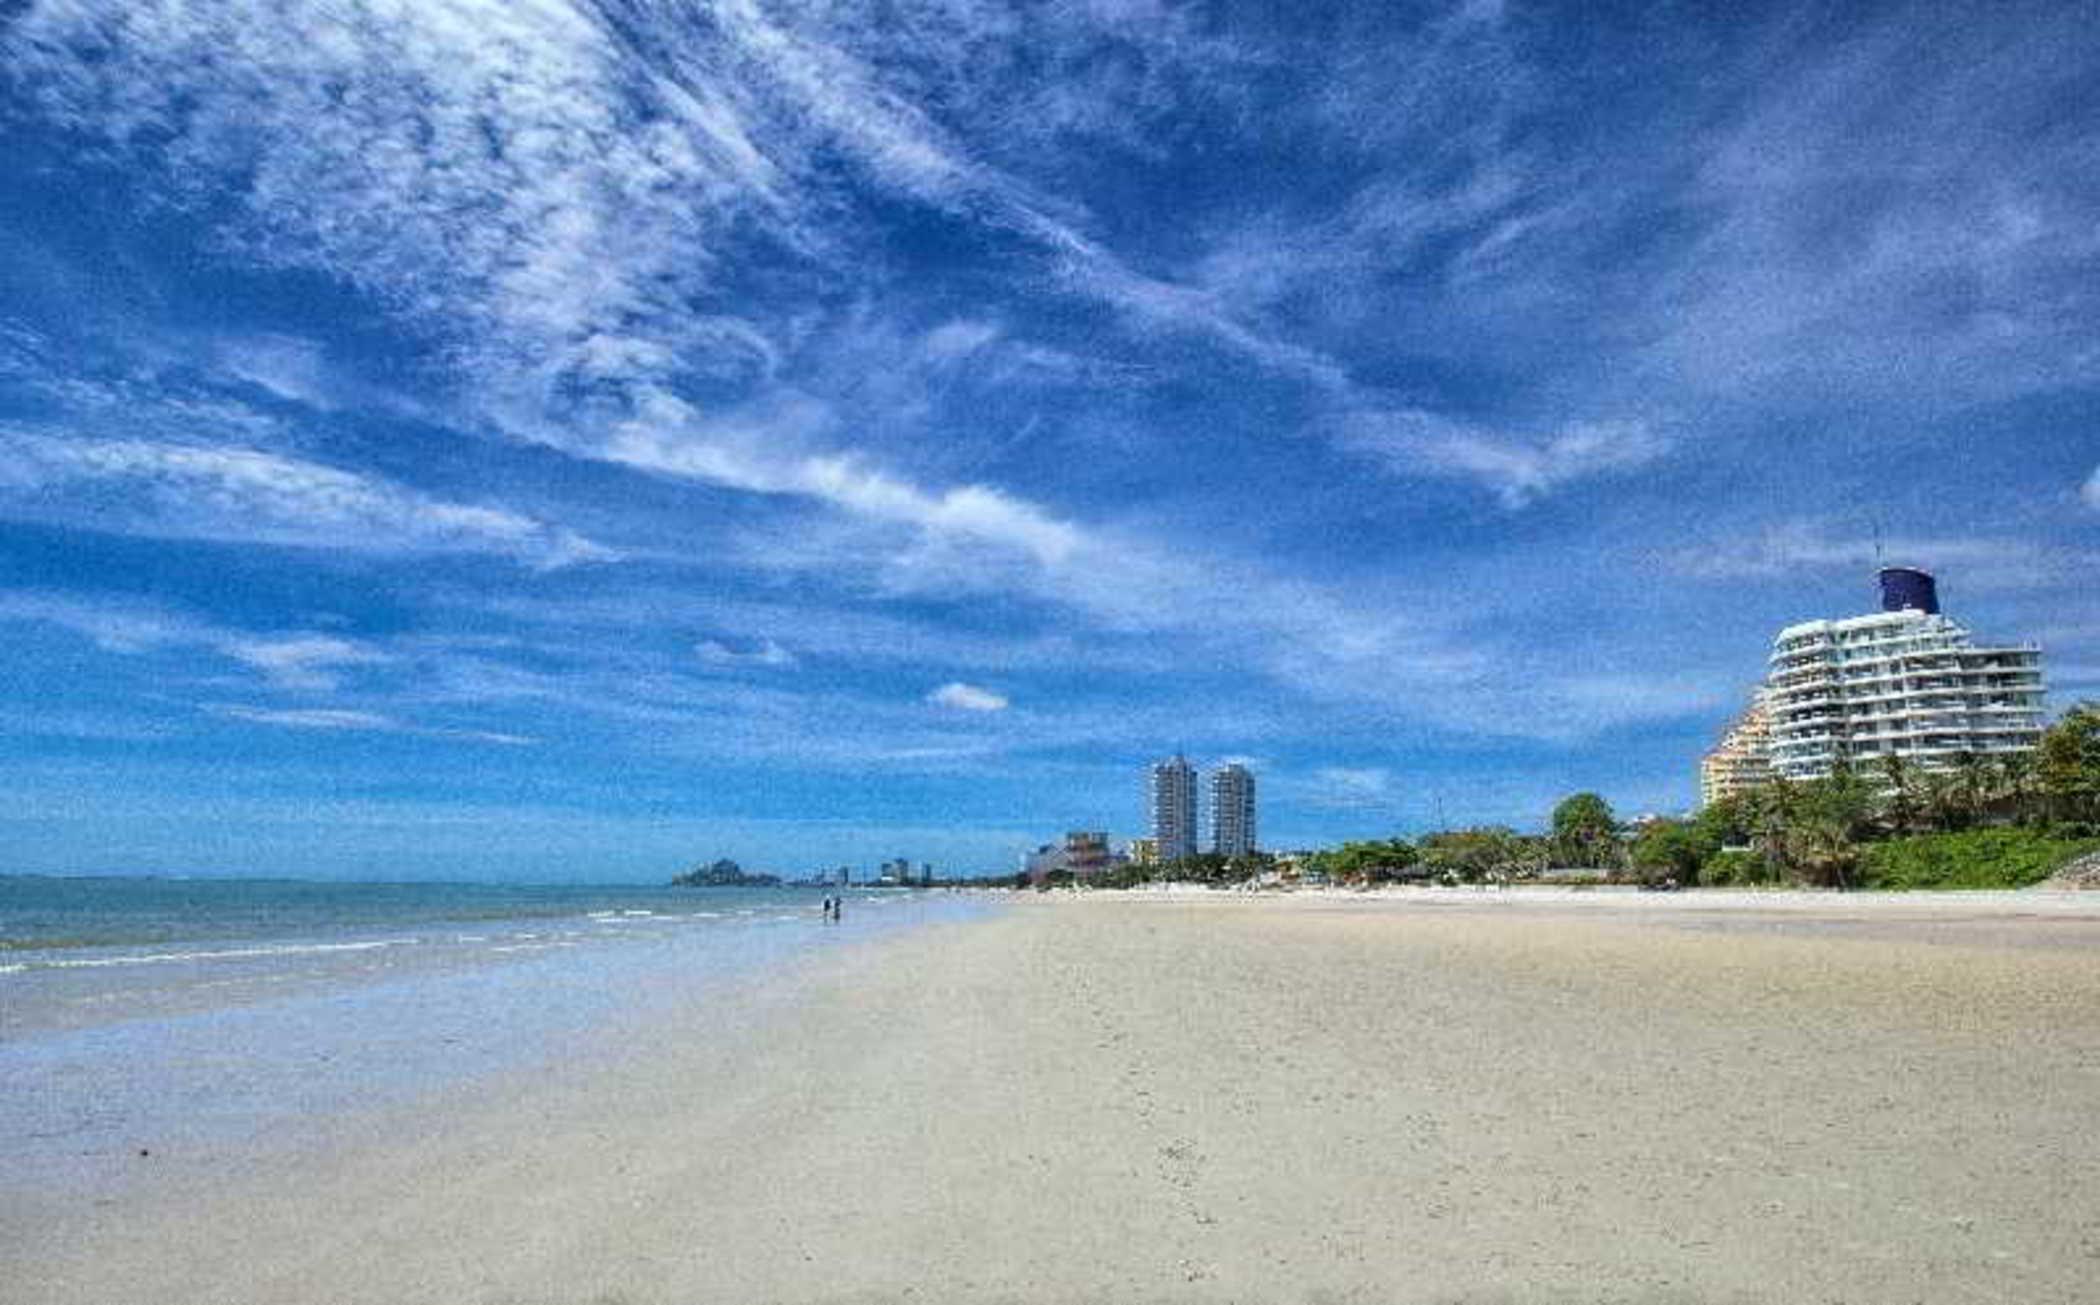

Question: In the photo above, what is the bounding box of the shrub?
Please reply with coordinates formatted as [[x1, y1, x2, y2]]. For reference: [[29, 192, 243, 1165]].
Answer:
[[1858, 829, 2100, 891], [1700, 849, 1783, 887]]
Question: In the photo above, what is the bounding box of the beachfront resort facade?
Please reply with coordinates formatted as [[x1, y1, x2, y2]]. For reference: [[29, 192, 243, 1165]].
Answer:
[[1704, 567, 2047, 796]]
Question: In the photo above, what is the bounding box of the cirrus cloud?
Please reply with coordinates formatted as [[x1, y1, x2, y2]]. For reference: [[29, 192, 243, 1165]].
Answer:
[[926, 682, 1008, 712], [0, 431, 613, 568]]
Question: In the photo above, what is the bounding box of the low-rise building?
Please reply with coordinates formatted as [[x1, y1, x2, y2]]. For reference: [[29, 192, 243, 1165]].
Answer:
[[1023, 831, 1116, 882]]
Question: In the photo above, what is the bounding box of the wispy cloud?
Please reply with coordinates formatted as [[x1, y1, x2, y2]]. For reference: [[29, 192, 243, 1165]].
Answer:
[[1305, 767, 1396, 810], [695, 638, 798, 670], [1334, 409, 1669, 507], [0, 591, 384, 695], [211, 333, 339, 410], [222, 636, 390, 692], [3, 0, 2094, 861], [210, 705, 398, 732], [0, 591, 212, 655], [207, 704, 534, 746], [927, 682, 1008, 713], [0, 431, 613, 567], [1673, 519, 2092, 593]]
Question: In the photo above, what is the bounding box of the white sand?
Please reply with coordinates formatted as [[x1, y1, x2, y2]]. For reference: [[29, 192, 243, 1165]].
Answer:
[[13, 890, 2100, 1303]]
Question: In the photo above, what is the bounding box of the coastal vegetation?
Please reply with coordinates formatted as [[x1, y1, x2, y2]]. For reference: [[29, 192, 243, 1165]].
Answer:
[[1045, 703, 2100, 893], [1638, 702, 2100, 890]]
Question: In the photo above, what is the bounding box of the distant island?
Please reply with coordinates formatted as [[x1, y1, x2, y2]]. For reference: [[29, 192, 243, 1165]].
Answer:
[[669, 858, 782, 888]]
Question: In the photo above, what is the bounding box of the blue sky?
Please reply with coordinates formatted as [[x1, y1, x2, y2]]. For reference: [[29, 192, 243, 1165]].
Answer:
[[1, 0, 2094, 880]]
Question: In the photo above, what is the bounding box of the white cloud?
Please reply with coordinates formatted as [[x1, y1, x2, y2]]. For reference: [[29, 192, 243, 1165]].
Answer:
[[213, 705, 398, 731], [0, 591, 396, 694], [1675, 519, 2092, 593], [0, 0, 1516, 738], [1308, 767, 1395, 809], [1337, 409, 1669, 507], [0, 591, 210, 654], [222, 636, 389, 691], [927, 682, 1008, 712], [207, 704, 534, 745], [213, 333, 337, 409], [0, 432, 614, 567], [695, 638, 798, 670], [603, 391, 1083, 567], [2083, 466, 2100, 510], [922, 319, 1002, 363]]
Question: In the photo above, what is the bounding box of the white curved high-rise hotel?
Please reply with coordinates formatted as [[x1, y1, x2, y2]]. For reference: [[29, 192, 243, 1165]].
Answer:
[[1763, 568, 2046, 781]]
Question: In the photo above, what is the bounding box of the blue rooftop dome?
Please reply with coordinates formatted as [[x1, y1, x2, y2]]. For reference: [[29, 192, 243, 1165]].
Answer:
[[1878, 566, 1939, 615]]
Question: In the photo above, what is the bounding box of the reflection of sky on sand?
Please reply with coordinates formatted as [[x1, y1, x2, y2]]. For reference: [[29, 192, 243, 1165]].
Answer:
[[1, 893, 987, 1202]]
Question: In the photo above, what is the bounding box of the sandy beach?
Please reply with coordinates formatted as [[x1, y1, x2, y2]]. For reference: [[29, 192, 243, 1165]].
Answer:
[[12, 889, 2100, 1304]]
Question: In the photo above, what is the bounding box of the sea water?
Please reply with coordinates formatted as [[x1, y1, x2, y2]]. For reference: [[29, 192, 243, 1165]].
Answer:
[[0, 875, 988, 1196]]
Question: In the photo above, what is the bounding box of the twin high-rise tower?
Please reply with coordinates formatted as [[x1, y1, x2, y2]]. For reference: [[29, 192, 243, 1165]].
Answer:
[[1147, 755, 1257, 860], [1209, 763, 1258, 858]]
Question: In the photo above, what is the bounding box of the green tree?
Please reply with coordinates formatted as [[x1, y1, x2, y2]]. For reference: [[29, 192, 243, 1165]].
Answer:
[[1994, 750, 2038, 827], [1420, 827, 1525, 882], [1792, 769, 1879, 889], [1877, 753, 1921, 836], [1744, 777, 1802, 881], [1313, 838, 1419, 884], [1918, 769, 1970, 833], [1690, 793, 1753, 852], [1629, 819, 1704, 885], [2037, 704, 2100, 828], [1951, 751, 1994, 828], [1550, 792, 1621, 868]]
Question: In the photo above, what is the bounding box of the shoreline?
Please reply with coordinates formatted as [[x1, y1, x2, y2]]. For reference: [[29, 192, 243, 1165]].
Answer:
[[13, 891, 2100, 1303]]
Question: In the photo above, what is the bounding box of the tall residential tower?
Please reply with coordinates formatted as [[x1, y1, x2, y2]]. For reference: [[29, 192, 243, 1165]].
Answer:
[[1147, 754, 1199, 862], [1699, 691, 1772, 806], [1209, 763, 1258, 857]]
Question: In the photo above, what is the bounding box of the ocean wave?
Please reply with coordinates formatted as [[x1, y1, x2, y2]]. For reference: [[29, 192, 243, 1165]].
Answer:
[[12, 938, 409, 972]]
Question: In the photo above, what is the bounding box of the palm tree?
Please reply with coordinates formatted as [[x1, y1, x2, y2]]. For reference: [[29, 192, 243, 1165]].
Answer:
[[1745, 778, 1801, 882], [1919, 769, 1968, 833], [1796, 770, 1878, 889], [1877, 753, 1920, 836], [1952, 750, 1992, 827], [1994, 751, 2037, 827]]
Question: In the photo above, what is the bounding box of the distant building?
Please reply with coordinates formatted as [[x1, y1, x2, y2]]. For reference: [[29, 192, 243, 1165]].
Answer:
[[1762, 568, 2046, 781], [1209, 763, 1257, 856], [1147, 754, 1199, 862], [1127, 837, 1160, 866], [1700, 691, 1773, 806], [1061, 832, 1112, 877], [1024, 831, 1115, 882], [873, 857, 935, 886]]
